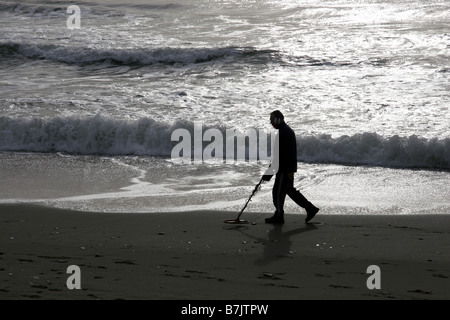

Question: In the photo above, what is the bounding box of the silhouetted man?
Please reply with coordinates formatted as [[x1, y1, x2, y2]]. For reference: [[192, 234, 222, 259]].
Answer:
[[262, 110, 319, 224]]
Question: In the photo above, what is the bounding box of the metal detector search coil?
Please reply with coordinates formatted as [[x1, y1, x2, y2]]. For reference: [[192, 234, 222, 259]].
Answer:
[[223, 219, 249, 224]]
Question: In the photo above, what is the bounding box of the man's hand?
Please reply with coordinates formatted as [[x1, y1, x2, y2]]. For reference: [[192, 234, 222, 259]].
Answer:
[[287, 172, 295, 180], [262, 175, 273, 181]]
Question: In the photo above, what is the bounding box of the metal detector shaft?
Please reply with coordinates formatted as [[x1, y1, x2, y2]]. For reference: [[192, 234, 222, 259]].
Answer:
[[236, 176, 264, 221]]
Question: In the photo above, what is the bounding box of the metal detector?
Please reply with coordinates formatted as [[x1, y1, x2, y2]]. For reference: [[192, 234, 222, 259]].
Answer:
[[224, 176, 264, 224]]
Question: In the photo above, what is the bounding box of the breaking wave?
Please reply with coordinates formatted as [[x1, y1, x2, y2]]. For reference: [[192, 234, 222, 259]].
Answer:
[[1, 41, 382, 69], [0, 41, 278, 67], [297, 133, 449, 170], [1, 115, 448, 170]]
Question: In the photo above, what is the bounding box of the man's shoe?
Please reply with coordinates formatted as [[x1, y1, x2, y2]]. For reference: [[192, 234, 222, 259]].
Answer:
[[265, 214, 285, 224], [305, 206, 319, 223]]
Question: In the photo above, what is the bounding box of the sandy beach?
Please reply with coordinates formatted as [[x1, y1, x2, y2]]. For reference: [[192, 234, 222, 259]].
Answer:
[[1, 203, 449, 301], [2, 0, 449, 311]]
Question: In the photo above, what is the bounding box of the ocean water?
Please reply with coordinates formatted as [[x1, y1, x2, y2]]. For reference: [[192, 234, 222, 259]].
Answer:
[[0, 0, 449, 215]]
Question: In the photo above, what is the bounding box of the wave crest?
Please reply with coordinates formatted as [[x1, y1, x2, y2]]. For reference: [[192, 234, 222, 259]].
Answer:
[[1, 115, 448, 170], [0, 41, 277, 67], [298, 133, 449, 170]]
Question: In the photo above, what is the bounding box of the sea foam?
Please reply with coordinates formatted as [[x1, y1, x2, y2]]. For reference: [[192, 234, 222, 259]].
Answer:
[[0, 41, 263, 66], [1, 115, 448, 170]]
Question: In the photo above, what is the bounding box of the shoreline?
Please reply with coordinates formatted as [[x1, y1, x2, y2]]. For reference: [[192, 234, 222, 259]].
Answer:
[[1, 203, 449, 300]]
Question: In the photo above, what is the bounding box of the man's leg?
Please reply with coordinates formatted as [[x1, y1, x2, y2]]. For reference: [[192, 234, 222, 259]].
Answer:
[[273, 173, 288, 215], [285, 178, 311, 208], [285, 176, 319, 222], [266, 173, 286, 223]]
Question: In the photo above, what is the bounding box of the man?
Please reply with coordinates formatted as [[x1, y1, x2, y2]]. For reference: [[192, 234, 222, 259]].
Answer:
[[262, 110, 319, 224]]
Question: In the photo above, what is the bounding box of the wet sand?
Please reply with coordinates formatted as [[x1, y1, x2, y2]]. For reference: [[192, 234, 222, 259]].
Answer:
[[1, 204, 449, 300]]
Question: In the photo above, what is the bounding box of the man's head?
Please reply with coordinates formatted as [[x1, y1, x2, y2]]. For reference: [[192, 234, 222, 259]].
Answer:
[[270, 110, 284, 129]]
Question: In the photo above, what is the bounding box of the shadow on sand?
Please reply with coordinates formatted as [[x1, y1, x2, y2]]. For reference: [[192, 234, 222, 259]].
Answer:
[[224, 222, 319, 266]]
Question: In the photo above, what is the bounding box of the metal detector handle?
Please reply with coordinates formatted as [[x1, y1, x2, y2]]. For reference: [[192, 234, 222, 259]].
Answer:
[[236, 176, 264, 220], [250, 176, 264, 196]]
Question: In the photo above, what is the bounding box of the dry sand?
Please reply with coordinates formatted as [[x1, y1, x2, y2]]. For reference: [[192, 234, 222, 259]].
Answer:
[[1, 204, 449, 300]]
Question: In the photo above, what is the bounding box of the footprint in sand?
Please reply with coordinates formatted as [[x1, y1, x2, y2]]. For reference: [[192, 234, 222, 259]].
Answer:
[[408, 289, 432, 295], [114, 260, 137, 265], [329, 284, 354, 289]]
